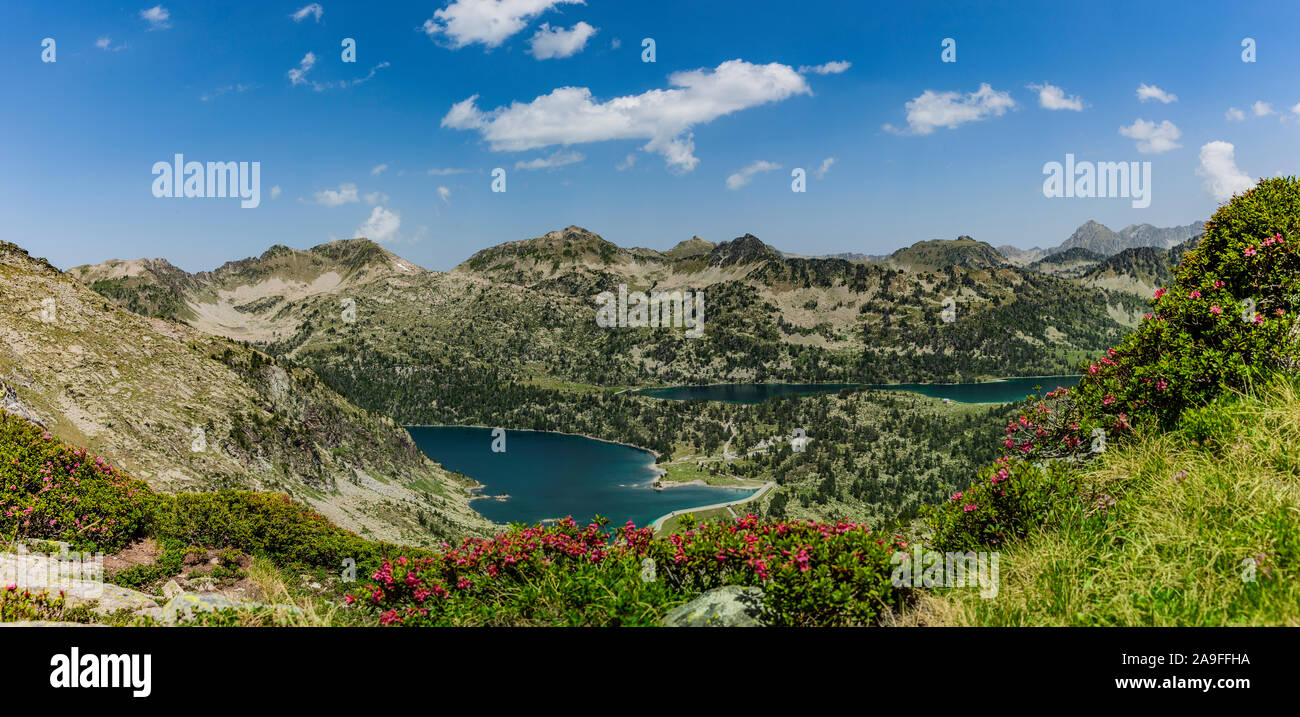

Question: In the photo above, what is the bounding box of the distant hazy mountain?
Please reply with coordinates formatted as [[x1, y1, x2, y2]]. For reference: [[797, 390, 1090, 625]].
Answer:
[[996, 245, 1047, 267], [1079, 234, 1202, 298], [1047, 220, 1205, 257]]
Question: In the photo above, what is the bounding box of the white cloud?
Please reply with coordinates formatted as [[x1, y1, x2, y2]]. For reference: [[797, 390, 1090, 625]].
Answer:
[[270, 185, 282, 199], [140, 5, 171, 30], [363, 191, 389, 206], [610, 38, 621, 50], [95, 36, 111, 49], [291, 3, 323, 23], [371, 163, 389, 175], [200, 83, 255, 102], [427, 167, 472, 175], [813, 157, 835, 179], [615, 153, 636, 171], [441, 59, 811, 172], [422, 0, 584, 49], [1027, 82, 1085, 111], [1136, 83, 1177, 104], [882, 83, 1016, 136], [1119, 118, 1182, 154], [288, 52, 317, 86], [1226, 107, 1247, 121], [725, 160, 781, 190], [356, 206, 401, 243], [313, 183, 359, 206], [798, 61, 851, 75], [438, 186, 452, 203], [289, 52, 388, 91], [1196, 141, 1254, 201], [1252, 101, 1275, 116], [527, 22, 597, 59], [515, 150, 584, 170]]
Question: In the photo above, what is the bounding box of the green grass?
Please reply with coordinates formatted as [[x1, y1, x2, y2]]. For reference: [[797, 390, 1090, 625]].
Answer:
[[921, 378, 1300, 626], [658, 460, 752, 487]]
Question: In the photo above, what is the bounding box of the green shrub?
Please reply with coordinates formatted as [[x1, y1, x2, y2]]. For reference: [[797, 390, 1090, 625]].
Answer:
[[152, 490, 418, 573]]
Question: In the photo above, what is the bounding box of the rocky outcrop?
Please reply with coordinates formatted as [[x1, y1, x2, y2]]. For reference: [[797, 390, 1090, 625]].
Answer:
[[662, 586, 766, 627]]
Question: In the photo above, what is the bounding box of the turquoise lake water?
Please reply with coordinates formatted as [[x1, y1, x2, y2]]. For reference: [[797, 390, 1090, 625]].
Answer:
[[628, 376, 1082, 404], [411, 378, 1080, 527], [407, 426, 754, 529]]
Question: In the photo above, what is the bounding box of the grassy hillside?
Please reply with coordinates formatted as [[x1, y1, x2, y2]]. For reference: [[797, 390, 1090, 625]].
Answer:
[[916, 378, 1300, 626]]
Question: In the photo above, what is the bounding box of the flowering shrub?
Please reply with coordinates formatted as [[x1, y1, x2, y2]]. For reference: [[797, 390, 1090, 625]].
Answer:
[[348, 515, 909, 626], [1, 584, 94, 623], [647, 514, 908, 626], [0, 412, 155, 552], [1074, 177, 1300, 436], [926, 458, 1080, 553]]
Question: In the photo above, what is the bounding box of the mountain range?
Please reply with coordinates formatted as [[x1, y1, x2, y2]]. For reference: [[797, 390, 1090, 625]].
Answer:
[[0, 218, 1200, 542], [995, 219, 1205, 265]]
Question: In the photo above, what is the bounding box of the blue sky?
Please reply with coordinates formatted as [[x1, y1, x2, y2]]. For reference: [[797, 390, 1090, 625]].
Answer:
[[2, 0, 1298, 272]]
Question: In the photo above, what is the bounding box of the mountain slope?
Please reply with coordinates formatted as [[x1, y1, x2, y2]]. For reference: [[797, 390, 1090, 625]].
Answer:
[[3, 241, 490, 546]]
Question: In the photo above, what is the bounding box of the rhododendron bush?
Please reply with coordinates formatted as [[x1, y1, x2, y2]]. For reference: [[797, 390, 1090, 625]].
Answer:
[[347, 514, 910, 626], [928, 176, 1300, 552], [1, 411, 154, 552]]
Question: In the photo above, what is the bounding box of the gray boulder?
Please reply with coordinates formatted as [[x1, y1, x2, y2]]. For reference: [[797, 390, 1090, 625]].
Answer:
[[161, 592, 243, 624], [663, 586, 766, 627], [0, 550, 158, 618]]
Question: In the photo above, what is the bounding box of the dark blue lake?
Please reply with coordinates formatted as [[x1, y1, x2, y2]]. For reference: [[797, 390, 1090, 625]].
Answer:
[[406, 426, 754, 529], [628, 376, 1081, 404]]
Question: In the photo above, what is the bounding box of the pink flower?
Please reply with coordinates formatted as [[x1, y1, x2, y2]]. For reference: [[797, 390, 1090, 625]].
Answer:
[[1245, 246, 1257, 257], [1190, 290, 1202, 299], [1154, 287, 1166, 299], [963, 504, 978, 512], [1211, 305, 1223, 315]]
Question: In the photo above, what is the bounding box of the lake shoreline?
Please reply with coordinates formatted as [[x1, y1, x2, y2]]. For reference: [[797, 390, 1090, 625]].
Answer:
[[622, 374, 1082, 392], [403, 423, 663, 461]]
